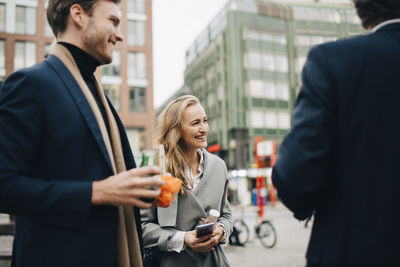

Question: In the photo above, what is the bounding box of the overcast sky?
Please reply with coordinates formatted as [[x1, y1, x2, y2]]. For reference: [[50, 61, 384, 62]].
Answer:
[[152, 0, 228, 108]]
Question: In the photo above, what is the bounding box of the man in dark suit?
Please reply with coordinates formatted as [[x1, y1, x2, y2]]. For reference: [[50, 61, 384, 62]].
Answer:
[[272, 1, 400, 266], [0, 1, 164, 267]]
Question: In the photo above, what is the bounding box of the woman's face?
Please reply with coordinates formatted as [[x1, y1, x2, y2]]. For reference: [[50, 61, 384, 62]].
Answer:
[[180, 103, 208, 152]]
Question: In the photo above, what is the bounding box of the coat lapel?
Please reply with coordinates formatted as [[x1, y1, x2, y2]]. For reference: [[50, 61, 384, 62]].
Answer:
[[45, 55, 114, 173]]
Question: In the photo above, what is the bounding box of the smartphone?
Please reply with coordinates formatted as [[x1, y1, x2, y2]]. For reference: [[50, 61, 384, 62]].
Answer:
[[195, 222, 214, 237]]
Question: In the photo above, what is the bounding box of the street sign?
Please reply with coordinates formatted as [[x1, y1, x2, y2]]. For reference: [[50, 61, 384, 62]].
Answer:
[[257, 141, 274, 157]]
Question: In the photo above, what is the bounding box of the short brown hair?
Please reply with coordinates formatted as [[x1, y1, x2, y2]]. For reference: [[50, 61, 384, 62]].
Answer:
[[47, 0, 121, 37], [353, 0, 400, 29]]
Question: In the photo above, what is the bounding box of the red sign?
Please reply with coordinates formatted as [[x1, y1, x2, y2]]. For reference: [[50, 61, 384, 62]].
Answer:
[[207, 144, 221, 153]]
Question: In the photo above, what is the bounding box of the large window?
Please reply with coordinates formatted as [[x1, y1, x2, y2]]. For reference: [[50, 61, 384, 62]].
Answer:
[[103, 84, 121, 111], [14, 41, 36, 71], [129, 87, 146, 112], [128, 52, 146, 79], [0, 3, 5, 32], [127, 0, 146, 14], [245, 52, 288, 73], [127, 20, 146, 46], [102, 51, 120, 76], [15, 5, 36, 35]]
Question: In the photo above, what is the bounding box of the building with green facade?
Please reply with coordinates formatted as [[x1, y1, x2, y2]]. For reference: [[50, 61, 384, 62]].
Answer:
[[171, 0, 364, 170]]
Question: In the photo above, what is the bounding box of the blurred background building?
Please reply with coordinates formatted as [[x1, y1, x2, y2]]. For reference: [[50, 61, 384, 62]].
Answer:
[[0, 0, 155, 160], [158, 0, 364, 170]]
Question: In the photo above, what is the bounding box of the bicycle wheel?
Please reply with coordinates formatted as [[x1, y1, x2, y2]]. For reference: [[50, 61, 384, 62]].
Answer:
[[258, 220, 277, 248], [233, 219, 250, 244]]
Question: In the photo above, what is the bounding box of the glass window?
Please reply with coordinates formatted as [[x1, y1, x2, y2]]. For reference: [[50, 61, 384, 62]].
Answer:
[[103, 83, 121, 111], [247, 52, 261, 69], [264, 81, 276, 99], [275, 55, 288, 72], [128, 0, 146, 14], [0, 3, 5, 32], [264, 111, 277, 129], [262, 54, 275, 71], [14, 41, 36, 71], [276, 83, 289, 101], [45, 19, 54, 37], [15, 5, 37, 35], [250, 110, 264, 128], [103, 50, 120, 76], [127, 20, 146, 46], [248, 80, 264, 98], [278, 112, 290, 129], [126, 127, 146, 158], [128, 52, 146, 79], [297, 56, 307, 73], [0, 39, 5, 78], [129, 87, 146, 112]]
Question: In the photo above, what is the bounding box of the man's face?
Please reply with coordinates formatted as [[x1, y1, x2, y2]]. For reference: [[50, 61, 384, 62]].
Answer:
[[81, 1, 123, 64]]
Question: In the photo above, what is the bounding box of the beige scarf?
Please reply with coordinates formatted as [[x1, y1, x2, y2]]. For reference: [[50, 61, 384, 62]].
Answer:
[[50, 44, 142, 267]]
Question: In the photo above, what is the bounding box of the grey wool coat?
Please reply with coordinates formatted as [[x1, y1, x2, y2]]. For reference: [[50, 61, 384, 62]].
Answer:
[[141, 149, 232, 267]]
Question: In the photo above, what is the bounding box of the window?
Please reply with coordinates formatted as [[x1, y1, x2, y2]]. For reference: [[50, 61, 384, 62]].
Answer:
[[128, 52, 146, 79], [0, 3, 5, 32], [128, 0, 146, 14], [14, 41, 36, 71], [45, 19, 54, 37], [15, 5, 36, 35], [275, 55, 288, 72], [277, 112, 290, 129], [129, 87, 146, 112], [103, 84, 121, 111], [127, 20, 146, 46], [265, 111, 277, 129], [276, 83, 289, 101], [0, 39, 5, 78], [102, 51, 120, 76], [126, 128, 146, 158], [250, 110, 264, 128]]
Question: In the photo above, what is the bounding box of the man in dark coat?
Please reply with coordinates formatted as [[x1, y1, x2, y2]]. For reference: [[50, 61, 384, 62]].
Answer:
[[0, 1, 163, 266], [272, 1, 400, 266]]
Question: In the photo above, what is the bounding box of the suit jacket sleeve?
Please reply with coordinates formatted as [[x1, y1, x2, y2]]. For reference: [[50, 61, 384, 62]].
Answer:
[[0, 70, 92, 229], [272, 45, 336, 220]]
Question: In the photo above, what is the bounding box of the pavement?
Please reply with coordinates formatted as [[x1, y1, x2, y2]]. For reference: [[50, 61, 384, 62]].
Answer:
[[0, 202, 311, 267], [224, 202, 311, 267]]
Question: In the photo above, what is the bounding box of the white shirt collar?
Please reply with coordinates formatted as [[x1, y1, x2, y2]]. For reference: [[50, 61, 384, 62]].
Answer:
[[184, 149, 204, 191], [372, 18, 400, 33]]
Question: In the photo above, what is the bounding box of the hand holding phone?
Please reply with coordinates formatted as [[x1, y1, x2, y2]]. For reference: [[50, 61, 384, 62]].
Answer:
[[195, 222, 215, 237]]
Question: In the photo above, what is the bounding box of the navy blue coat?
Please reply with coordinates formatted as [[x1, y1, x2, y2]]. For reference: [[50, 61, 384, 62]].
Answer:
[[0, 55, 142, 267], [273, 23, 400, 267]]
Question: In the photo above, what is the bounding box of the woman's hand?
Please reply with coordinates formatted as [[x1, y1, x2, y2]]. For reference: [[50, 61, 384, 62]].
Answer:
[[184, 226, 224, 253]]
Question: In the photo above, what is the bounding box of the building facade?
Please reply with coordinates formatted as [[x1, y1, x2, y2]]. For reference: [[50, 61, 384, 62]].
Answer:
[[182, 0, 364, 170], [0, 0, 154, 159]]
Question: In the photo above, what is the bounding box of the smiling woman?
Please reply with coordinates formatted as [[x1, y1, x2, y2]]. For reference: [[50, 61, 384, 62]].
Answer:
[[141, 95, 233, 267]]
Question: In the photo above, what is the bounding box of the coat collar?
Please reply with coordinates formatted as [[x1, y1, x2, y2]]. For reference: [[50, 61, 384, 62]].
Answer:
[[45, 54, 114, 173], [157, 149, 211, 227], [373, 20, 400, 33]]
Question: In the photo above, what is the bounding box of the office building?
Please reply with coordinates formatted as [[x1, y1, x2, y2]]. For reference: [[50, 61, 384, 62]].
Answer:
[[182, 0, 364, 169]]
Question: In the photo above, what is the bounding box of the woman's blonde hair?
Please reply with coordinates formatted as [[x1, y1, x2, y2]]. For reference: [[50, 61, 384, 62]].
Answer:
[[156, 95, 200, 191]]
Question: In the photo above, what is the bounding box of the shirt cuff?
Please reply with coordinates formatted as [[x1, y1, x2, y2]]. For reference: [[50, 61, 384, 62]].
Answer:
[[167, 231, 186, 253]]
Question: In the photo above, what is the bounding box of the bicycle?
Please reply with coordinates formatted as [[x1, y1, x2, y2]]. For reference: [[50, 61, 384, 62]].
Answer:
[[232, 217, 277, 248]]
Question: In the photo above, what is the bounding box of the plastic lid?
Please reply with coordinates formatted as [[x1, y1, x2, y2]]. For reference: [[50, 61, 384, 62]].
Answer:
[[209, 209, 220, 218]]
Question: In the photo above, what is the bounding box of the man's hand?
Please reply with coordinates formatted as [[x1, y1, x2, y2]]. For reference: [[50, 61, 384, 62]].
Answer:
[[91, 166, 164, 209], [184, 228, 221, 253]]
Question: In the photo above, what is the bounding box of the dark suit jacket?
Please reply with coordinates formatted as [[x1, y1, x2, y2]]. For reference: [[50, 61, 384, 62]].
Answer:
[[0, 54, 142, 267], [272, 22, 400, 267]]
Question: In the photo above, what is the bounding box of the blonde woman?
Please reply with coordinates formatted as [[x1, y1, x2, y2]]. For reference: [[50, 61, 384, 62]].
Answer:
[[141, 95, 232, 267]]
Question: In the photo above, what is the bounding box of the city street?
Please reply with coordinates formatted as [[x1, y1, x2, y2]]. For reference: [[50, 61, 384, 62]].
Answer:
[[224, 202, 311, 267], [0, 202, 311, 267]]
